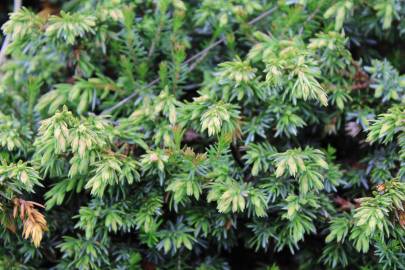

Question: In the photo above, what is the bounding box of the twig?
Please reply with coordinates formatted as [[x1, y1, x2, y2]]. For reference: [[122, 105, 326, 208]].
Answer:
[[101, 6, 277, 115], [183, 7, 277, 67], [183, 38, 225, 66], [187, 47, 211, 72], [247, 7, 277, 25], [147, 9, 165, 58], [298, 4, 321, 35], [182, 83, 202, 90], [102, 78, 159, 115], [0, 0, 22, 66]]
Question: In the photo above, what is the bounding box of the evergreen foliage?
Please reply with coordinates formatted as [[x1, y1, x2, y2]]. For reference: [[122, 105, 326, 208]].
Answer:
[[0, 0, 404, 269]]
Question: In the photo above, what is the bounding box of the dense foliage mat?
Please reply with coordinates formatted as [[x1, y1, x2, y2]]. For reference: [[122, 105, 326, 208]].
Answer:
[[0, 0, 404, 269]]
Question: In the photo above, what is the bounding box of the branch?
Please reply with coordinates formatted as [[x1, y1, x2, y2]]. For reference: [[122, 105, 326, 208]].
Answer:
[[0, 0, 23, 66], [101, 6, 278, 115], [102, 78, 160, 115]]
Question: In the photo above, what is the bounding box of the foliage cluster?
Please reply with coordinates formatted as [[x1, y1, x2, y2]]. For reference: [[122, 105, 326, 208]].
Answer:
[[0, 0, 404, 269]]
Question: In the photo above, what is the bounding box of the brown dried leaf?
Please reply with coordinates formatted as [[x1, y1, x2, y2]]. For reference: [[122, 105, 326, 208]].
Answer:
[[12, 198, 48, 247]]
